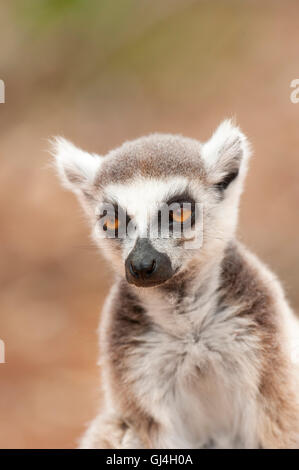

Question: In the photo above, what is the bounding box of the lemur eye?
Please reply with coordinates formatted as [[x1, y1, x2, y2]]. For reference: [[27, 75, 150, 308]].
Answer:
[[172, 207, 192, 224], [104, 216, 119, 231], [99, 203, 131, 238], [99, 208, 119, 233]]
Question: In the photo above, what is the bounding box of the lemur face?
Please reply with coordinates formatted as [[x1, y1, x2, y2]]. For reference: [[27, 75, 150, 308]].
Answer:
[[53, 120, 250, 287]]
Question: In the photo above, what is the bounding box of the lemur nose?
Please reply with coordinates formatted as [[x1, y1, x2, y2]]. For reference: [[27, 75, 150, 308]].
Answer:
[[125, 238, 173, 287], [130, 258, 156, 279]]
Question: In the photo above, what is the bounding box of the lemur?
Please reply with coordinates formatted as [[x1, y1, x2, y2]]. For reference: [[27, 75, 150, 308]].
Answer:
[[52, 120, 299, 448]]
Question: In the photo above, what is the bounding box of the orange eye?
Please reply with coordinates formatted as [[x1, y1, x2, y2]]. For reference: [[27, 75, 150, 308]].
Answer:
[[172, 207, 192, 223], [105, 216, 119, 231]]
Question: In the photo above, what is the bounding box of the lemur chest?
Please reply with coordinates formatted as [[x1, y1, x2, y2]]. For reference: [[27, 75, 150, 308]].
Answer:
[[128, 314, 258, 448]]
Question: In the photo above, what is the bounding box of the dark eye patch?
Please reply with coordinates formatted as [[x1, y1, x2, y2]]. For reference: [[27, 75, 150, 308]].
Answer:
[[166, 190, 195, 207]]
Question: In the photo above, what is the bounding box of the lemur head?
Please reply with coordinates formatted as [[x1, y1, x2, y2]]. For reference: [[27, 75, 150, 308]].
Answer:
[[53, 120, 250, 288]]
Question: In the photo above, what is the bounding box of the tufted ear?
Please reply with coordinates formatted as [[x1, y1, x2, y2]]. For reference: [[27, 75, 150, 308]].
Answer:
[[51, 137, 102, 195], [201, 119, 251, 192]]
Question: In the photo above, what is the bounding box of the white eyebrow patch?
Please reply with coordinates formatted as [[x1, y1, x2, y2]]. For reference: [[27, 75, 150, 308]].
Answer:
[[103, 177, 189, 236]]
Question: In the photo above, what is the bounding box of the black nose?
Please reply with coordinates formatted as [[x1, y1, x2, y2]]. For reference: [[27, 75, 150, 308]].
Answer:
[[130, 258, 156, 279], [125, 238, 174, 287]]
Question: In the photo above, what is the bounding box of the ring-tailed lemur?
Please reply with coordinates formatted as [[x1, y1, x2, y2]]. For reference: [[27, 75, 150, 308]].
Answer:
[[52, 120, 299, 448]]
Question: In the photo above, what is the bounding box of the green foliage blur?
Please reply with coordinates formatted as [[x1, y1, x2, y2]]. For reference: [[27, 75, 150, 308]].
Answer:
[[4, 0, 255, 109]]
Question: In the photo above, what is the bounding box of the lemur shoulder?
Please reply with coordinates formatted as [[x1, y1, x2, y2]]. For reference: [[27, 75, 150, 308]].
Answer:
[[53, 120, 299, 448]]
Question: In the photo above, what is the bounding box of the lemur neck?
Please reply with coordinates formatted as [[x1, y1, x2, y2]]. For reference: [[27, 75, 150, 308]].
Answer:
[[132, 252, 223, 334]]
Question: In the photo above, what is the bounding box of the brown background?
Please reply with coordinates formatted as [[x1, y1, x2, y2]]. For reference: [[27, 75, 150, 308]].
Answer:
[[0, 0, 298, 448]]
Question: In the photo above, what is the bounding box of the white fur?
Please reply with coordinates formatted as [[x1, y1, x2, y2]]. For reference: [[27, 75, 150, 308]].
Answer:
[[51, 137, 102, 192], [201, 119, 250, 170]]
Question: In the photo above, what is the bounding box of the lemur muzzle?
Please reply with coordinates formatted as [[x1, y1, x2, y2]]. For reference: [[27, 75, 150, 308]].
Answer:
[[125, 238, 173, 287]]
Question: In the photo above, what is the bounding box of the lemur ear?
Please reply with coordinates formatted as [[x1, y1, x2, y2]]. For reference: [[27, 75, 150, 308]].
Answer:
[[201, 119, 251, 191], [51, 137, 102, 194]]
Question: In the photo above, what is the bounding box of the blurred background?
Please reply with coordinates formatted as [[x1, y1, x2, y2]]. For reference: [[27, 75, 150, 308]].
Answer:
[[0, 0, 298, 448]]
